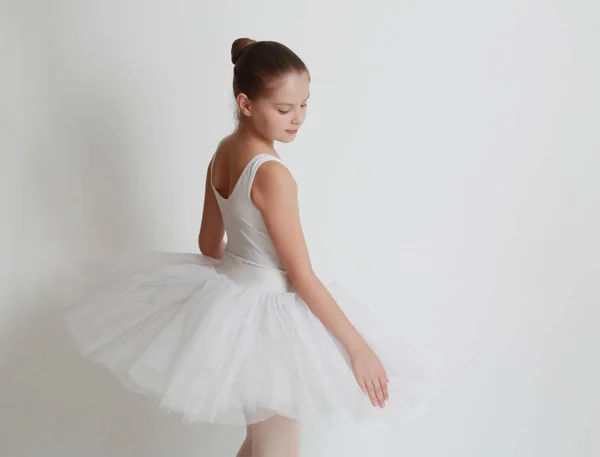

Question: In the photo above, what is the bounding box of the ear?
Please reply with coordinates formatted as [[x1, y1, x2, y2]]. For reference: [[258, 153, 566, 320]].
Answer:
[[236, 93, 252, 117]]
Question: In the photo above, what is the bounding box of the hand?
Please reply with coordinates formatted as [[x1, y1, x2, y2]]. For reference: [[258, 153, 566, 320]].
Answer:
[[349, 344, 389, 408]]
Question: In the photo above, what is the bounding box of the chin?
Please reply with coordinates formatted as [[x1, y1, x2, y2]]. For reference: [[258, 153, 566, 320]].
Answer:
[[278, 137, 295, 144], [275, 134, 296, 144]]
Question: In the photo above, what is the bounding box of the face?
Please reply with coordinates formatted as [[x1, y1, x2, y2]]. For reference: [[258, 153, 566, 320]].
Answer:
[[238, 71, 310, 143]]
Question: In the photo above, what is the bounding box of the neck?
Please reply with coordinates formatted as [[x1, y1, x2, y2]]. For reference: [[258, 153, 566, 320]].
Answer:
[[235, 121, 275, 151]]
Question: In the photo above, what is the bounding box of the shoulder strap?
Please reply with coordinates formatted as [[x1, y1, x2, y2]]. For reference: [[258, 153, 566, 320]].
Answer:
[[209, 150, 218, 191], [245, 154, 284, 199], [209, 138, 227, 193]]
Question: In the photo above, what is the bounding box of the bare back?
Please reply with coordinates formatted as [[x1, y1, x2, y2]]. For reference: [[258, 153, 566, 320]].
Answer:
[[211, 135, 281, 200], [200, 132, 315, 283]]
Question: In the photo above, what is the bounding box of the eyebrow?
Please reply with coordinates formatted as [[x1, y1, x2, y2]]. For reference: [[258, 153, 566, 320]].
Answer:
[[275, 94, 310, 106]]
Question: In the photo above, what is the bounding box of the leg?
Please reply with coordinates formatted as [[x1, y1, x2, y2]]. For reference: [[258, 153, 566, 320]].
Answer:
[[235, 426, 253, 457], [249, 415, 301, 457]]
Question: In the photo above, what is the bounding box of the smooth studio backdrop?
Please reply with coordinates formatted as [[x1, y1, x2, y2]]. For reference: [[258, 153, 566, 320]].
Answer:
[[1, 1, 598, 456]]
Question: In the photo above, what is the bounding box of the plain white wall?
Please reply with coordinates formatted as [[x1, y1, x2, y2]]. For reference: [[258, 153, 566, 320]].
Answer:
[[1, 0, 599, 456]]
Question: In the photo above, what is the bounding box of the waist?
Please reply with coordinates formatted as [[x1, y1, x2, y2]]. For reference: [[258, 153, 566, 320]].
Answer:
[[216, 248, 293, 293]]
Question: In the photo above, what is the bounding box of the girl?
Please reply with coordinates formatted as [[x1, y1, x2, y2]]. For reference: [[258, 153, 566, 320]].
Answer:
[[64, 38, 429, 457]]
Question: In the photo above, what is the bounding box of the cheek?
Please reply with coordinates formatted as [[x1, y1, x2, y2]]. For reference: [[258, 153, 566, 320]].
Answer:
[[267, 112, 287, 130], [253, 112, 284, 138], [254, 112, 274, 131]]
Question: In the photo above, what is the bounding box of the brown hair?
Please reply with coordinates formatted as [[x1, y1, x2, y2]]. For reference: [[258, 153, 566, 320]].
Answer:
[[231, 38, 310, 122]]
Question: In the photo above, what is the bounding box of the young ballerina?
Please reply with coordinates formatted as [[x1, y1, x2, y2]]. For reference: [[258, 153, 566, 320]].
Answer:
[[64, 38, 430, 457]]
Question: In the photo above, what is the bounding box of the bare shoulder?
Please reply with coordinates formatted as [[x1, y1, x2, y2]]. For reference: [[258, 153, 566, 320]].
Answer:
[[256, 159, 296, 189], [209, 137, 226, 171], [213, 135, 233, 159], [251, 160, 297, 208]]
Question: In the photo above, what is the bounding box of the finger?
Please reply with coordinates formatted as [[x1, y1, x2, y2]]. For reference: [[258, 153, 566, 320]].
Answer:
[[382, 378, 389, 401], [373, 378, 385, 407], [358, 378, 368, 396], [366, 380, 378, 407]]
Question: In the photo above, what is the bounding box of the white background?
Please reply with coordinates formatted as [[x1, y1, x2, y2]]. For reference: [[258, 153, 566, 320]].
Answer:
[[1, 1, 599, 456]]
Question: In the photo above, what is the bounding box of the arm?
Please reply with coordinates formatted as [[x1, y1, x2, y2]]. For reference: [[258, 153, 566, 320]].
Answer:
[[251, 161, 369, 357], [198, 159, 226, 259]]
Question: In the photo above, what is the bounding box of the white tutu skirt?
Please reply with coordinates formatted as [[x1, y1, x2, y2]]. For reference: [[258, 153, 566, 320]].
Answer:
[[63, 250, 434, 427]]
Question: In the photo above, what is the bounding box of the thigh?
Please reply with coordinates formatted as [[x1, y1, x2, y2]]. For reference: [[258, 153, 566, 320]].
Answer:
[[250, 415, 301, 457], [235, 426, 253, 457]]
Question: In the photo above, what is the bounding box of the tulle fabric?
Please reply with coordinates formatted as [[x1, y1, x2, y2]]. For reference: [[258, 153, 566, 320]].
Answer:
[[63, 251, 434, 427]]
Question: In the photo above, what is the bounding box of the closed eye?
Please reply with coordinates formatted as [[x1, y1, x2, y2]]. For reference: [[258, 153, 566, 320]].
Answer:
[[278, 104, 308, 114]]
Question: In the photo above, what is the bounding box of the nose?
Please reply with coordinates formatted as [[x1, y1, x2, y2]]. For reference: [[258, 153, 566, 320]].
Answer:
[[292, 111, 304, 125]]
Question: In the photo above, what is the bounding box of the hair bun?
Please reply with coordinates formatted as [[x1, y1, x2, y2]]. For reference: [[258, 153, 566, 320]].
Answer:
[[231, 38, 257, 65]]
